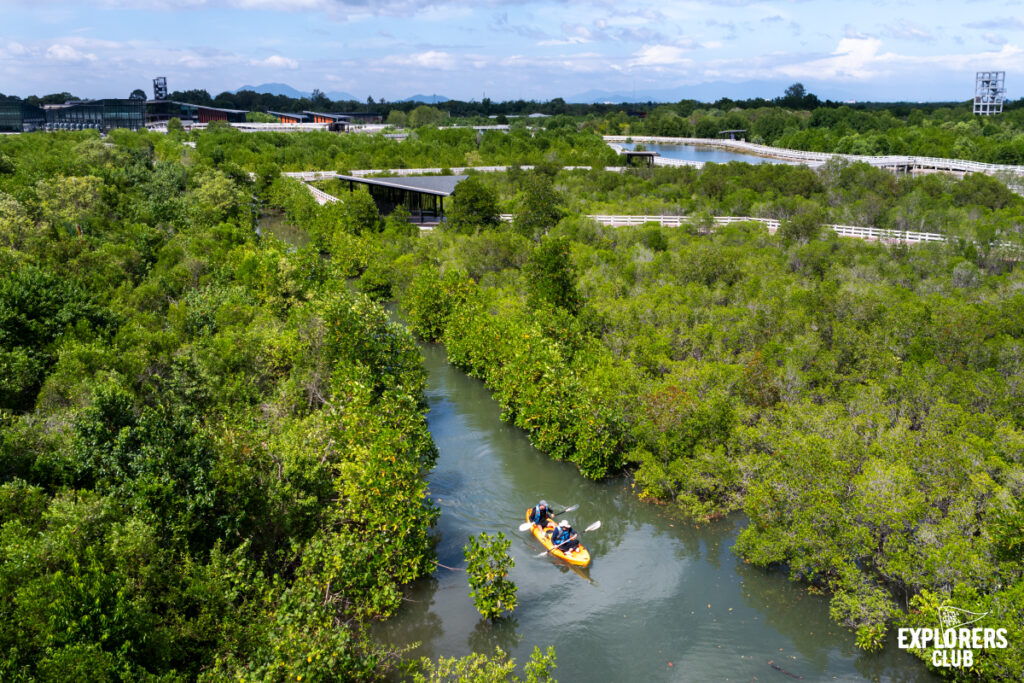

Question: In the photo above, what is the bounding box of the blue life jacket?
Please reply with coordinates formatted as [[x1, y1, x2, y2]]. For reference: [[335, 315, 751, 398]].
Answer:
[[531, 505, 550, 525], [552, 526, 574, 545]]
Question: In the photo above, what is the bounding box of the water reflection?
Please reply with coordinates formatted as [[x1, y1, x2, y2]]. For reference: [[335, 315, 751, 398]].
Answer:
[[382, 576, 445, 653], [620, 142, 788, 165], [468, 617, 522, 654]]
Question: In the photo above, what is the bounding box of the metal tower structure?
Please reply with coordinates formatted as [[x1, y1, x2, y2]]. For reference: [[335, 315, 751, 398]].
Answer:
[[974, 71, 1005, 115], [153, 76, 168, 101]]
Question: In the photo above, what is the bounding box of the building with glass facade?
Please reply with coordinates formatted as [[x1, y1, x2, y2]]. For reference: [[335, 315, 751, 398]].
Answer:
[[43, 99, 145, 131], [0, 101, 46, 132]]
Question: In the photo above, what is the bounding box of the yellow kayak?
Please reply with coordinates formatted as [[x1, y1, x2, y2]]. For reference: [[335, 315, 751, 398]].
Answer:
[[525, 510, 591, 567]]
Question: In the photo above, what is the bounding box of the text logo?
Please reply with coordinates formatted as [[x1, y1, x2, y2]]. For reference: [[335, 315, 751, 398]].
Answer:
[[897, 603, 1008, 669]]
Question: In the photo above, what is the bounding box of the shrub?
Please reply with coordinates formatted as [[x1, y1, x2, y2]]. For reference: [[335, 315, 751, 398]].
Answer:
[[464, 532, 517, 620]]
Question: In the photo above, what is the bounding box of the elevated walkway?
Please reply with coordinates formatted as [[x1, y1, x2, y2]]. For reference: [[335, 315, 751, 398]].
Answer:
[[605, 136, 1024, 178]]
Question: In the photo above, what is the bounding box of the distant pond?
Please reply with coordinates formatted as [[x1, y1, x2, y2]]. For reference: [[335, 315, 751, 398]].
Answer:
[[620, 142, 789, 165]]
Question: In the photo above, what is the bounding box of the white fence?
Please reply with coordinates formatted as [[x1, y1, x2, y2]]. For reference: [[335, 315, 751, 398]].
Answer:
[[305, 185, 340, 205], [604, 135, 1024, 177], [500, 213, 948, 244], [288, 174, 993, 247], [285, 165, 620, 179]]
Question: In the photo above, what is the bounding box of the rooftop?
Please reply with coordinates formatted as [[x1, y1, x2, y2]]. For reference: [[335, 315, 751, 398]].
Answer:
[[334, 174, 468, 197], [302, 111, 351, 121]]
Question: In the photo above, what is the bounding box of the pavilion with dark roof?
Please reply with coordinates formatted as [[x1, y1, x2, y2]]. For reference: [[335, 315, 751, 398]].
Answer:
[[621, 149, 659, 167], [335, 174, 467, 222]]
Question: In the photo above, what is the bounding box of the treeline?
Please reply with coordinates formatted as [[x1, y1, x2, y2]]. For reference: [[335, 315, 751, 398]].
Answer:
[[325, 157, 1024, 678], [190, 122, 617, 171], [0, 130, 441, 679], [152, 82, 1018, 120], [599, 103, 1024, 164], [8, 81, 1024, 164], [190, 94, 1024, 181], [185, 115, 1023, 678], [422, 160, 1023, 251], [510, 162, 1022, 245], [7, 121, 1021, 678]]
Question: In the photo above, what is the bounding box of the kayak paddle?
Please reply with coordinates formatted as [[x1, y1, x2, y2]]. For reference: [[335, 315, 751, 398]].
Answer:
[[518, 504, 579, 532], [536, 520, 601, 557]]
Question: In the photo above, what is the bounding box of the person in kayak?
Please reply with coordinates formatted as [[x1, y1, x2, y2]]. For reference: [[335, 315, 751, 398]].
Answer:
[[551, 520, 579, 552], [529, 500, 554, 529]]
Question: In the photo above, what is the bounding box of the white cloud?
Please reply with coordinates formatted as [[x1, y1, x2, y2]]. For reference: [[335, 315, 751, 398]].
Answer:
[[88, 0, 486, 17], [232, 0, 329, 8], [380, 50, 459, 70], [252, 54, 299, 68], [777, 37, 884, 80], [982, 32, 1008, 46], [496, 51, 613, 74], [45, 43, 97, 63], [176, 51, 242, 69], [886, 22, 934, 42], [628, 44, 693, 68], [774, 38, 1024, 83], [61, 36, 127, 49], [7, 42, 28, 55]]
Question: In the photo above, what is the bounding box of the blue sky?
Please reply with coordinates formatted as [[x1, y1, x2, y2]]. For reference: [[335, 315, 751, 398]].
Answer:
[[2, 1, 1023, 102]]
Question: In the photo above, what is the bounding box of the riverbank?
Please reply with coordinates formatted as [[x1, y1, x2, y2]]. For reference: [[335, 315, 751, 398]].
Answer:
[[376, 342, 936, 682]]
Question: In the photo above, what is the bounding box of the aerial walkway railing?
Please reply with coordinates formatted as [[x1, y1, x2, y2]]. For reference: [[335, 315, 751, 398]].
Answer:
[[497, 213, 948, 244], [286, 171, 1013, 249], [604, 135, 1024, 177]]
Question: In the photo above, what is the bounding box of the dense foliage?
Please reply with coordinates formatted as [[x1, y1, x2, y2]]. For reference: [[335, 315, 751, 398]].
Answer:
[[192, 123, 616, 173], [412, 646, 557, 683], [0, 130, 439, 680], [464, 532, 518, 620], [168, 125, 1024, 675], [353, 157, 1024, 676], [6, 118, 1024, 680], [451, 161, 1023, 247]]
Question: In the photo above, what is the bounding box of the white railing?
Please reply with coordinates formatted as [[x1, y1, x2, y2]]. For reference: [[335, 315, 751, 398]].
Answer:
[[499, 212, 949, 244], [604, 136, 1024, 177], [305, 185, 340, 205], [283, 165, 631, 178], [283, 170, 341, 181]]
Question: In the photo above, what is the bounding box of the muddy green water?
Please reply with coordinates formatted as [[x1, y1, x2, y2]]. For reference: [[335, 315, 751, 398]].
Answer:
[[256, 210, 309, 248], [378, 343, 937, 682]]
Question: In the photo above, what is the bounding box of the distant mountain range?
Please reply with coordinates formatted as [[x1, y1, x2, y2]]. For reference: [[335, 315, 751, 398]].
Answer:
[[567, 80, 808, 105], [396, 94, 450, 104], [234, 83, 358, 101], [234, 83, 449, 104], [565, 79, 965, 105], [231, 80, 955, 107]]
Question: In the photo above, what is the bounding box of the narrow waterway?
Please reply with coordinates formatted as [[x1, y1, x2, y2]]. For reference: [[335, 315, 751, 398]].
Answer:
[[378, 342, 936, 682], [620, 141, 788, 165]]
